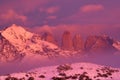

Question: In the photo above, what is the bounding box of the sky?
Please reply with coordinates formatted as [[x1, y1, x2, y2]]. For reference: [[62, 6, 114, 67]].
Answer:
[[0, 0, 120, 40]]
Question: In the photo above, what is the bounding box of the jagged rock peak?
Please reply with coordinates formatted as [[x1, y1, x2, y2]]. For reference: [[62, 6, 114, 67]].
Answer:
[[1, 24, 33, 44], [41, 32, 56, 44], [102, 34, 114, 45], [85, 35, 116, 53], [0, 24, 59, 55], [61, 31, 73, 50], [0, 33, 22, 62], [2, 24, 33, 39], [73, 34, 84, 51]]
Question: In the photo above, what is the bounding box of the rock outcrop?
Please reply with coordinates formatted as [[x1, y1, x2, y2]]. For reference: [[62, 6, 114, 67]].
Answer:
[[0, 24, 62, 62], [41, 32, 56, 44], [61, 31, 73, 50], [0, 33, 22, 62], [85, 35, 116, 53], [73, 34, 84, 51]]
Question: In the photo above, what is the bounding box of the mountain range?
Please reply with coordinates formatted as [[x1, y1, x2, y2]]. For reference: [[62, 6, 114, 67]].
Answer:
[[0, 24, 120, 80], [0, 24, 120, 62]]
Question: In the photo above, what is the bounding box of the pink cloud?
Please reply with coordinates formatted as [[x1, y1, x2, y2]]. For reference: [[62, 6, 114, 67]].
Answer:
[[46, 6, 59, 14], [27, 24, 120, 40], [62, 5, 120, 25], [40, 6, 59, 14], [0, 10, 27, 22], [30, 25, 54, 34], [80, 4, 104, 13]]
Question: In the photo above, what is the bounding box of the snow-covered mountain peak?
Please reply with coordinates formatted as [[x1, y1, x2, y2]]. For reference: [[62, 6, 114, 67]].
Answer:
[[1, 24, 33, 44], [0, 24, 59, 56]]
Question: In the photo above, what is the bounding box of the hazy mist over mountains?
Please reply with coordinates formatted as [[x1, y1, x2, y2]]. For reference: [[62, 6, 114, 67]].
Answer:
[[0, 0, 120, 79], [0, 24, 119, 76]]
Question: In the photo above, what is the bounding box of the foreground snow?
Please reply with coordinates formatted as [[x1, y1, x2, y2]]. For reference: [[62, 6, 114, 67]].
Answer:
[[0, 62, 120, 80]]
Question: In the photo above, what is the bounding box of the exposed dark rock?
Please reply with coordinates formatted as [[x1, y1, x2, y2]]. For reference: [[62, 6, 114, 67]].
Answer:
[[57, 64, 73, 73], [5, 76, 18, 80], [39, 75, 45, 78], [28, 77, 34, 80], [41, 32, 57, 44], [0, 33, 23, 62], [52, 76, 66, 80]]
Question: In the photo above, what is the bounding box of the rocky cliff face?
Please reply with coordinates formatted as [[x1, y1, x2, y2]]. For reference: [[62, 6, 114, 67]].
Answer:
[[0, 24, 60, 62], [73, 34, 84, 51], [61, 31, 73, 50], [41, 32, 56, 44], [85, 35, 116, 53], [0, 24, 119, 62], [0, 33, 22, 62]]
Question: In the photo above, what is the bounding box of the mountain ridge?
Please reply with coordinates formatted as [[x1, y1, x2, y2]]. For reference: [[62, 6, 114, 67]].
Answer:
[[0, 24, 60, 62], [0, 24, 120, 62]]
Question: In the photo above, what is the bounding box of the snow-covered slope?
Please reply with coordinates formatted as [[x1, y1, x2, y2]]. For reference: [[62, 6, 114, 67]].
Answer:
[[1, 24, 59, 54], [0, 33, 23, 62], [113, 41, 120, 50], [0, 24, 82, 62], [0, 62, 120, 80], [0, 24, 63, 62]]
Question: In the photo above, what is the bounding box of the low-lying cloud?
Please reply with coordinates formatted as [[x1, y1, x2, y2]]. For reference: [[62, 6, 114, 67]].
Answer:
[[28, 24, 120, 40], [0, 10, 27, 22]]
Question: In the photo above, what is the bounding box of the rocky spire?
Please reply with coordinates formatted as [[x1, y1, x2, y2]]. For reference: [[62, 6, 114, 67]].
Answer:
[[84, 35, 98, 51], [73, 34, 84, 51], [41, 32, 56, 44], [85, 35, 116, 53], [61, 31, 73, 50], [1, 24, 58, 54], [1, 24, 33, 44]]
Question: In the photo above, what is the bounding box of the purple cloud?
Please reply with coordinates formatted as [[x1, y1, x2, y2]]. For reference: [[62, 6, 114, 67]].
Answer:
[[27, 24, 120, 40], [0, 10, 27, 22]]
